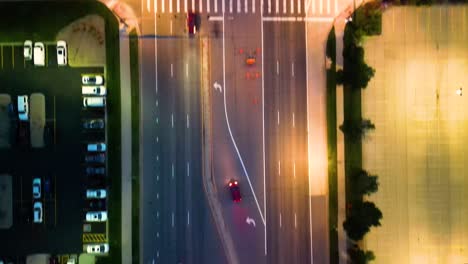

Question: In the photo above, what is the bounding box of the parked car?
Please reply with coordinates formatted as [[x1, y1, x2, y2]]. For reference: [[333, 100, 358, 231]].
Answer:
[[33, 42, 45, 66], [33, 201, 43, 223], [86, 189, 107, 199], [86, 211, 108, 222], [17, 95, 29, 121], [87, 142, 106, 152], [82, 86, 106, 96], [87, 199, 107, 210], [228, 179, 241, 202], [56, 40, 67, 66], [82, 75, 104, 85], [86, 243, 109, 254], [32, 178, 41, 199], [24, 40, 32, 60], [83, 119, 105, 129], [86, 167, 105, 175], [85, 153, 106, 163], [83, 97, 106, 107]]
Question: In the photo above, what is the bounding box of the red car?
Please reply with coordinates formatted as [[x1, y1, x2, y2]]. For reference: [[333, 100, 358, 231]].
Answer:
[[187, 12, 197, 35], [228, 180, 241, 202]]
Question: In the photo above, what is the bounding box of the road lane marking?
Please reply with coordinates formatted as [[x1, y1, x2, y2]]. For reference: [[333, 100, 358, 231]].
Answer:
[[298, 0, 301, 13], [268, 0, 271, 13], [261, 1, 268, 256], [276, 0, 279, 13], [156, 251, 159, 257], [292, 112, 295, 127], [280, 213, 282, 227], [253, 0, 255, 13], [157, 175, 159, 181], [156, 100, 158, 107], [278, 160, 281, 175], [230, 0, 233, 13], [156, 117, 159, 125], [291, 0, 294, 13], [170, 0, 173, 12], [156, 193, 159, 199], [245, 0, 248, 13], [187, 114, 190, 128], [170, 20, 173, 34], [157, 211, 159, 218], [327, 0, 330, 14], [192, 0, 195, 11], [147, 0, 150, 12], [177, 0, 180, 12], [172, 163, 175, 178], [186, 63, 189, 77], [162, 0, 165, 12], [291, 62, 295, 76], [276, 60, 279, 75], [171, 63, 174, 77], [302, 17, 334, 22], [171, 113, 174, 127], [156, 136, 159, 142], [237, 0, 241, 13], [222, 0, 225, 13], [185, 0, 188, 12], [207, 0, 210, 12], [293, 162, 296, 179], [294, 213, 297, 228], [283, 0, 286, 13], [187, 211, 190, 225], [187, 162, 190, 176], [215, 0, 218, 12], [200, 0, 203, 12], [156, 155, 159, 161], [154, 12, 158, 94], [319, 0, 322, 14], [172, 212, 175, 227], [277, 110, 280, 124], [157, 232, 159, 237]]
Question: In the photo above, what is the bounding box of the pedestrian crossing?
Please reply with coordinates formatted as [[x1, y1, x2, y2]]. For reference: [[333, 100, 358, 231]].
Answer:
[[146, 0, 341, 16]]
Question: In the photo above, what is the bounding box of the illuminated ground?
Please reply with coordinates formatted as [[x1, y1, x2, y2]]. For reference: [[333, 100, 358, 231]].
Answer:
[[361, 6, 468, 264]]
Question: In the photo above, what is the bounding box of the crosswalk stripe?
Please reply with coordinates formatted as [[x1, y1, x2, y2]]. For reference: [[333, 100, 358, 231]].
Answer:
[[170, 0, 173, 12], [276, 0, 279, 13], [215, 0, 218, 12], [253, 0, 256, 13], [268, 0, 272, 13], [207, 0, 210, 12], [245, 0, 248, 13], [162, 0, 165, 12], [291, 0, 294, 13], [238, 0, 241, 13], [230, 0, 233, 13], [298, 0, 301, 13], [177, 0, 180, 12], [199, 0, 203, 12], [185, 0, 187, 12], [192, 0, 195, 11], [147, 0, 150, 12], [284, 0, 286, 13]]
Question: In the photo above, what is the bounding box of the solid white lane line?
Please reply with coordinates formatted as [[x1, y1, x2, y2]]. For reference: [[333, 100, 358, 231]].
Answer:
[[187, 211, 190, 225], [276, 60, 279, 75], [298, 0, 302, 13], [154, 2, 158, 95], [147, 0, 150, 12], [187, 162, 190, 177], [185, 0, 188, 12], [280, 213, 282, 227], [187, 114, 190, 128], [278, 160, 281, 175], [170, 63, 173, 77], [291, 62, 295, 76], [277, 110, 280, 125], [292, 112, 295, 127], [302, 17, 334, 22], [185, 63, 189, 77], [293, 162, 296, 179], [171, 113, 174, 127], [172, 163, 175, 178], [261, 1, 267, 255], [311, 0, 315, 14], [172, 212, 175, 227], [294, 213, 297, 228]]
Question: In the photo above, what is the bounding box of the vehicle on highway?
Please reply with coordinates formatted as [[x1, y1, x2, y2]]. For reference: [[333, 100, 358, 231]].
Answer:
[[17, 95, 29, 121], [56, 40, 67, 66], [33, 201, 43, 223], [83, 119, 105, 129], [86, 211, 107, 222], [82, 75, 104, 85], [82, 86, 106, 96], [228, 179, 241, 202], [85, 153, 106, 163], [87, 142, 106, 152], [85, 167, 105, 176], [86, 244, 109, 254], [87, 199, 106, 210], [32, 177, 41, 199], [86, 189, 107, 199], [44, 176, 52, 197], [24, 40, 32, 60], [83, 97, 106, 108], [33, 42, 45, 66], [187, 11, 197, 35], [30, 93, 46, 148]]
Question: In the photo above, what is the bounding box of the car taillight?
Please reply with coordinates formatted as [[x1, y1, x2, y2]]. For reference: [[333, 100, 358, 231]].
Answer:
[[234, 181, 238, 185]]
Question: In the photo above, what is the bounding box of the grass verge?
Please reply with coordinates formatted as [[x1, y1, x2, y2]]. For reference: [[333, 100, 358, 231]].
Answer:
[[326, 26, 339, 264], [129, 29, 141, 264]]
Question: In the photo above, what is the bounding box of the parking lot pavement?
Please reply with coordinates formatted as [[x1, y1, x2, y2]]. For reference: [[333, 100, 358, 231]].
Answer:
[[0, 42, 108, 255]]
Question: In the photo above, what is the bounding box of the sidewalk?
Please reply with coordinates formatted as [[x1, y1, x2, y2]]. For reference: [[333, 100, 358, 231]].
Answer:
[[119, 29, 132, 264]]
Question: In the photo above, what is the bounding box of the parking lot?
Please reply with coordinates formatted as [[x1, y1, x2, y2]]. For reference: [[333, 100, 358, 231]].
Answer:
[[362, 6, 468, 264], [0, 41, 108, 255]]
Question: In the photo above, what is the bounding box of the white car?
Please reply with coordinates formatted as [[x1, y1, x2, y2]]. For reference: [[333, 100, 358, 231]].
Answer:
[[33, 201, 43, 223], [32, 178, 41, 199], [82, 86, 106, 96], [86, 211, 108, 222], [33, 42, 45, 66], [82, 75, 104, 85], [17, 95, 29, 121], [86, 243, 109, 254], [86, 189, 107, 199], [83, 97, 106, 107], [56, 40, 67, 66], [24, 40, 32, 60], [87, 143, 106, 152]]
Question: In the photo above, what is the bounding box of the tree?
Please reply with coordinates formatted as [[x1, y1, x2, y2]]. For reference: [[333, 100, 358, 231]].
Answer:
[[348, 244, 376, 263], [343, 201, 383, 241], [339, 119, 376, 140], [352, 169, 379, 196]]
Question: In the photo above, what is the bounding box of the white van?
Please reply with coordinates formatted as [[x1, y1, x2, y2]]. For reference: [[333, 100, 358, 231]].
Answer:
[[17, 95, 29, 121], [82, 86, 106, 96], [33, 42, 45, 66], [83, 97, 106, 107]]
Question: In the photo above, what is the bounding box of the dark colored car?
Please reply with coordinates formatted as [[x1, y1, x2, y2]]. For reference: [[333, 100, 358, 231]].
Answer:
[[187, 11, 197, 35], [44, 176, 52, 196], [85, 153, 106, 164], [86, 167, 105, 175], [87, 199, 107, 210], [83, 119, 105, 129], [228, 179, 241, 202]]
